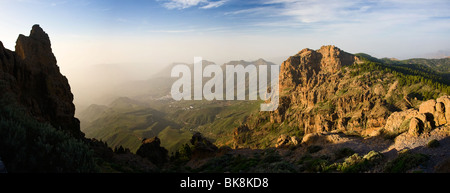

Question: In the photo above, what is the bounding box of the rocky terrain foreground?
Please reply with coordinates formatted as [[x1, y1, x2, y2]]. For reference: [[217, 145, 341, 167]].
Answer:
[[187, 96, 450, 173]]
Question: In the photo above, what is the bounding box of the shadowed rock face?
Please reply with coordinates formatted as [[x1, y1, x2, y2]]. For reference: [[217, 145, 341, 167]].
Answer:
[[0, 24, 82, 138], [136, 137, 168, 166], [190, 132, 218, 159]]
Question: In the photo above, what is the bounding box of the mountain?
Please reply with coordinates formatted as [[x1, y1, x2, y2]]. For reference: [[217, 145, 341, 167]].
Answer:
[[402, 58, 450, 73], [81, 97, 187, 153], [0, 25, 158, 173], [77, 45, 450, 173], [381, 57, 450, 85], [181, 46, 450, 173], [0, 25, 82, 138], [232, 45, 450, 149], [0, 25, 95, 172]]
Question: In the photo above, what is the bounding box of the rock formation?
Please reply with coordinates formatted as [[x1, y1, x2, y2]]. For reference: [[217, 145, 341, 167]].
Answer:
[[275, 134, 300, 148], [0, 24, 82, 138], [271, 46, 393, 136], [136, 137, 169, 166], [241, 46, 392, 139], [279, 45, 358, 91], [382, 95, 450, 137], [190, 132, 218, 159], [233, 124, 251, 148], [233, 45, 449, 148]]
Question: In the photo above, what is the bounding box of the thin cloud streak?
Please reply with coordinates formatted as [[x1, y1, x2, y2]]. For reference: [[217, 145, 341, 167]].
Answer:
[[162, 0, 227, 9]]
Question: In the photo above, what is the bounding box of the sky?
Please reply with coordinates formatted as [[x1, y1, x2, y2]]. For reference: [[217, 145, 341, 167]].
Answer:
[[0, 0, 450, 106]]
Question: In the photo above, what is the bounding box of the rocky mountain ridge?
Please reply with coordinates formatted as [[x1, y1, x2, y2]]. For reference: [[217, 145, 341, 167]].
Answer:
[[0, 24, 82, 138], [233, 45, 450, 148]]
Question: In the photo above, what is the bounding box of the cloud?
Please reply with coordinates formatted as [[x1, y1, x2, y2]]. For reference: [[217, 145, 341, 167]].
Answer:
[[163, 0, 227, 9], [229, 0, 449, 23], [148, 29, 196, 33], [201, 0, 227, 9], [147, 26, 231, 34]]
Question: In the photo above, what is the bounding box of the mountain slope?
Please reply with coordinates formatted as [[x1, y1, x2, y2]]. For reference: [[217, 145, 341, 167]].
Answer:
[[79, 58, 275, 152], [81, 97, 184, 152], [0, 25, 95, 172], [232, 45, 450, 148]]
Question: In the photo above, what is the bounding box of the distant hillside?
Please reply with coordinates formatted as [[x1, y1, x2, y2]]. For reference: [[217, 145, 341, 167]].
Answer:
[[404, 58, 450, 73], [381, 57, 450, 85], [79, 58, 276, 152]]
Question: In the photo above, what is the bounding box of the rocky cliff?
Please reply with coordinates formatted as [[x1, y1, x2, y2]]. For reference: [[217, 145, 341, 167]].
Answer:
[[0, 25, 82, 138], [272, 45, 390, 135], [233, 45, 449, 148], [383, 95, 450, 137]]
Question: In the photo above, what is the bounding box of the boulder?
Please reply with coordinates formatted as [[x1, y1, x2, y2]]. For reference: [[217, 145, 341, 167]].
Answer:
[[408, 117, 422, 137], [436, 95, 450, 124], [275, 135, 302, 148], [419, 99, 437, 127], [435, 102, 447, 126], [136, 137, 168, 166], [383, 109, 428, 134], [419, 99, 436, 115], [190, 132, 218, 159], [291, 136, 300, 146], [275, 134, 290, 148], [302, 133, 324, 146]]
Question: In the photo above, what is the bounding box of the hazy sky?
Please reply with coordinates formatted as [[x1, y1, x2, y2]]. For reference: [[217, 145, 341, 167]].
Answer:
[[1, 0, 449, 106]]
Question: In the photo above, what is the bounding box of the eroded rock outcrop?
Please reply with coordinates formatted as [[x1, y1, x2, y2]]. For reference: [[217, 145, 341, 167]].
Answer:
[[272, 46, 390, 135], [0, 24, 82, 138], [382, 95, 450, 137], [190, 132, 218, 159], [275, 134, 300, 148], [136, 137, 169, 166], [279, 45, 358, 91]]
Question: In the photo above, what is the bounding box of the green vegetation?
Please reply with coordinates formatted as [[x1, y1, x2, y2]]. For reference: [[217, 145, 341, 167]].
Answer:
[[0, 94, 96, 172], [384, 149, 429, 173], [427, 139, 440, 148], [81, 98, 261, 153], [296, 150, 384, 173], [313, 101, 336, 114], [158, 127, 192, 153], [297, 155, 331, 173], [383, 58, 450, 74], [332, 151, 383, 173], [334, 147, 355, 160], [81, 98, 182, 153], [170, 144, 192, 165], [352, 54, 450, 99], [196, 149, 297, 173], [390, 118, 412, 136]]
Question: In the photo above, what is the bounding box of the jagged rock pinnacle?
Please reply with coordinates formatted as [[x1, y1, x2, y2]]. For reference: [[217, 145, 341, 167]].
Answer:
[[0, 25, 82, 138], [29, 24, 51, 46]]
